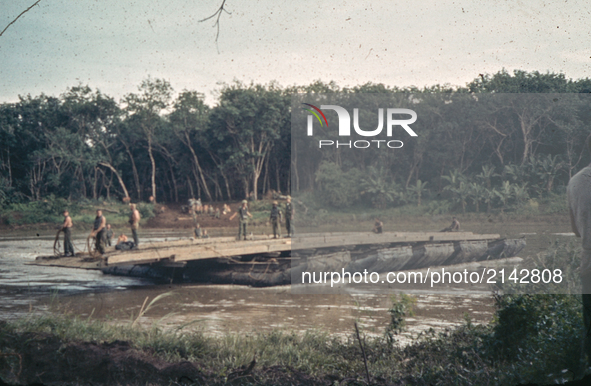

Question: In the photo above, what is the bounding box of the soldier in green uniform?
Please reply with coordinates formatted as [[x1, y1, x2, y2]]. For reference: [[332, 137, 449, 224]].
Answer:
[[188, 198, 198, 225], [229, 200, 252, 240], [285, 196, 294, 237], [90, 209, 107, 255], [269, 201, 282, 239], [61, 210, 74, 256]]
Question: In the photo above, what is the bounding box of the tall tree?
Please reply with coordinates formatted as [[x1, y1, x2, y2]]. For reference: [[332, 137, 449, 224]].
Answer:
[[123, 78, 173, 203], [169, 91, 213, 201]]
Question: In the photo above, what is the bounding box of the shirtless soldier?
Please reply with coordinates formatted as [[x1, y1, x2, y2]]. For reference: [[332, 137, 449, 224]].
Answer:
[[129, 204, 141, 248], [90, 209, 107, 255], [61, 210, 74, 256]]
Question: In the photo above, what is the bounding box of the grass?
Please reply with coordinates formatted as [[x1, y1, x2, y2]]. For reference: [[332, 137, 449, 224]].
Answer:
[[2, 299, 585, 385], [0, 235, 586, 384]]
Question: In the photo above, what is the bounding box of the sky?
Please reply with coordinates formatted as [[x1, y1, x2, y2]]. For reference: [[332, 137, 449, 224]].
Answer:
[[1, 0, 590, 105]]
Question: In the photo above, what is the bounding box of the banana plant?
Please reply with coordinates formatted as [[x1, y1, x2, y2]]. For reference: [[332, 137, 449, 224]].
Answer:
[[406, 179, 429, 207]]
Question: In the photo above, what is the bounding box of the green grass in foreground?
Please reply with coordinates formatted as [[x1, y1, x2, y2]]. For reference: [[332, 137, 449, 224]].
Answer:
[[0, 292, 586, 385]]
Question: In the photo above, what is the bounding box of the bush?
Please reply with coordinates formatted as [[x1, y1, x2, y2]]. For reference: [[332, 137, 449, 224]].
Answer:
[[488, 294, 583, 384], [0, 195, 78, 226], [137, 203, 155, 220], [315, 162, 363, 207]]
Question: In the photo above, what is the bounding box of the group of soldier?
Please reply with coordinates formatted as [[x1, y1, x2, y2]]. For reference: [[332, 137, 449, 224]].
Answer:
[[187, 196, 294, 241], [59, 204, 141, 257], [228, 196, 294, 240]]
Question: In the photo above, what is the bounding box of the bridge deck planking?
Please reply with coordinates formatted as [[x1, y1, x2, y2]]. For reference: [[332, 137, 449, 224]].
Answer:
[[103, 232, 501, 267]]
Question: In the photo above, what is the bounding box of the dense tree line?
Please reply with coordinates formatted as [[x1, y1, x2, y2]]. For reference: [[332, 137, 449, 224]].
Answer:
[[0, 70, 590, 212], [296, 71, 591, 211]]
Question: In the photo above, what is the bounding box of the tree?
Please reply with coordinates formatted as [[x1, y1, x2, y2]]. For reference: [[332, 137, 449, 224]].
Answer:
[[123, 77, 173, 203], [169, 91, 213, 201], [209, 82, 287, 200], [407, 180, 428, 207]]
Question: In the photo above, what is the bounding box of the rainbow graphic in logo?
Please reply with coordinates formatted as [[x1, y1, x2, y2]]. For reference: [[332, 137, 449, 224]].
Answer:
[[302, 103, 328, 127]]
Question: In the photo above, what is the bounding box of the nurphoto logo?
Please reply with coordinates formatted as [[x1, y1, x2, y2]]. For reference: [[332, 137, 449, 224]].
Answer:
[[302, 103, 418, 149]]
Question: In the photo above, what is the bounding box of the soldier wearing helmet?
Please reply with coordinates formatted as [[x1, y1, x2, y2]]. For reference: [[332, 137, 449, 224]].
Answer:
[[269, 201, 282, 239], [229, 200, 252, 240]]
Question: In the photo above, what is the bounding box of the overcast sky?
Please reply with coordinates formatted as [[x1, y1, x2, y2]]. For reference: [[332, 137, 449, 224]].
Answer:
[[1, 0, 589, 105]]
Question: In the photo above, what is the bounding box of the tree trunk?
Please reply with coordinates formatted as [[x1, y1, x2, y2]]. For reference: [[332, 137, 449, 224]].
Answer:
[[123, 144, 141, 200], [98, 162, 130, 199], [184, 132, 212, 201], [147, 135, 157, 203], [93, 167, 98, 200], [168, 161, 178, 203], [262, 157, 269, 197], [275, 159, 280, 193], [186, 176, 194, 199]]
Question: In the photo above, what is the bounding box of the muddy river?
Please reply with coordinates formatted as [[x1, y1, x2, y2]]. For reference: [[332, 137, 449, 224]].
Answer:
[[0, 218, 577, 343]]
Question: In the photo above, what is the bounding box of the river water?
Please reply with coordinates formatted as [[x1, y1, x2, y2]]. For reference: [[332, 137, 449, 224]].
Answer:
[[0, 219, 577, 342]]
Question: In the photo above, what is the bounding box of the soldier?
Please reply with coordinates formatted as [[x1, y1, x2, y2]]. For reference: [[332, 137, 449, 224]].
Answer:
[[373, 218, 383, 234], [215, 207, 221, 219], [269, 201, 282, 239], [188, 198, 197, 225], [106, 224, 114, 246], [229, 200, 252, 240], [90, 209, 107, 255], [285, 195, 294, 237], [441, 216, 460, 232], [117, 233, 128, 244], [129, 203, 141, 248], [450, 217, 460, 231], [61, 210, 74, 256], [194, 223, 202, 238]]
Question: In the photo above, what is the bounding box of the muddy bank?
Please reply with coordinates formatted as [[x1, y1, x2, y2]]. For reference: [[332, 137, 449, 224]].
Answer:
[[0, 329, 333, 386]]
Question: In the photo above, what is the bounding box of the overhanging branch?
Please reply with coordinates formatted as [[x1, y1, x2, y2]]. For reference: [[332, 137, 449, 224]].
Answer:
[[0, 0, 42, 38]]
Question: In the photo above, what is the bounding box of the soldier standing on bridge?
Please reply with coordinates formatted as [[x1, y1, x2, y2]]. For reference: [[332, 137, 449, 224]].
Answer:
[[61, 210, 74, 256], [269, 201, 282, 239], [285, 196, 294, 237], [129, 204, 141, 248], [229, 200, 252, 240], [90, 209, 107, 255]]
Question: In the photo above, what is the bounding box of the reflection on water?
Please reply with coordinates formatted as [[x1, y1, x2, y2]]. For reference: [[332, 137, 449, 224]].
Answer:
[[0, 220, 574, 340]]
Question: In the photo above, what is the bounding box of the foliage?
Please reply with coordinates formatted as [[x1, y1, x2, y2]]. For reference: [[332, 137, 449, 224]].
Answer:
[[0, 71, 590, 222], [2, 288, 588, 385], [385, 294, 416, 340], [359, 166, 400, 209], [136, 203, 156, 221], [314, 162, 362, 207]]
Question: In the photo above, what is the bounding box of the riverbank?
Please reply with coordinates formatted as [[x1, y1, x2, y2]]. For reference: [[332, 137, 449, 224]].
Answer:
[[0, 212, 585, 384], [0, 291, 587, 386]]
